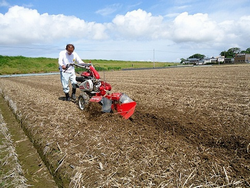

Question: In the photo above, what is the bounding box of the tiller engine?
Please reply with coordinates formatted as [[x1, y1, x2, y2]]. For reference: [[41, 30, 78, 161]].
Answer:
[[72, 63, 136, 119]]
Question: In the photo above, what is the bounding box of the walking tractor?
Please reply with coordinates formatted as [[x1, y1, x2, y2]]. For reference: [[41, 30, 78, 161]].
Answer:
[[71, 63, 136, 119]]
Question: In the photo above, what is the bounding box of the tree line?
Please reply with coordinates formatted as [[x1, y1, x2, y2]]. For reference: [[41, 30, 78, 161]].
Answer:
[[180, 47, 250, 63], [220, 47, 250, 58]]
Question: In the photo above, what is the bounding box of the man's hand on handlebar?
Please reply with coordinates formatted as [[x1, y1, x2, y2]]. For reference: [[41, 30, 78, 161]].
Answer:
[[62, 65, 67, 70], [62, 63, 74, 70]]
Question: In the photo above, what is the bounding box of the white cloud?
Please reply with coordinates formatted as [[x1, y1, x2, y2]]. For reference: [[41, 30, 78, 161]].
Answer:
[[0, 6, 108, 44], [237, 16, 250, 36], [0, 5, 250, 61], [216, 15, 250, 47], [1, 5, 248, 47], [96, 3, 121, 16], [171, 12, 222, 43], [111, 9, 168, 39], [0, 0, 9, 7]]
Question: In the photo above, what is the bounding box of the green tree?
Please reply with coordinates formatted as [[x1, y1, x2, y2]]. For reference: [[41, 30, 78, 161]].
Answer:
[[220, 51, 227, 57], [240, 48, 250, 54], [180, 58, 186, 63], [189, 53, 205, 59], [246, 48, 250, 53], [227, 47, 241, 57], [220, 47, 241, 58]]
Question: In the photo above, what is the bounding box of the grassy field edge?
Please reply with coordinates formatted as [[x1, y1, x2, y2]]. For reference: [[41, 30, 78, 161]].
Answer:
[[0, 55, 177, 75]]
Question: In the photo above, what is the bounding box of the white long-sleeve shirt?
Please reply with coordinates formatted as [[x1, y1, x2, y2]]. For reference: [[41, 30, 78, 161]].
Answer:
[[58, 50, 84, 73]]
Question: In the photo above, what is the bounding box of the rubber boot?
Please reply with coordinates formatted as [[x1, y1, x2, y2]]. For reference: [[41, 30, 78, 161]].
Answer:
[[65, 93, 71, 101], [71, 84, 76, 100]]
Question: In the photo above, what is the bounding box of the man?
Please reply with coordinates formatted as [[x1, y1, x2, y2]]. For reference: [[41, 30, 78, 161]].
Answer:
[[58, 44, 84, 101]]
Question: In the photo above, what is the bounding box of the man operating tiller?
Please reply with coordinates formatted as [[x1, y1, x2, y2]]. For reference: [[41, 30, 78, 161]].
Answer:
[[58, 44, 85, 101]]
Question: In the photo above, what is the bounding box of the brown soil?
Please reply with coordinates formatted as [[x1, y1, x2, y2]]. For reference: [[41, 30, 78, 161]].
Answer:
[[0, 64, 249, 187], [0, 96, 57, 188]]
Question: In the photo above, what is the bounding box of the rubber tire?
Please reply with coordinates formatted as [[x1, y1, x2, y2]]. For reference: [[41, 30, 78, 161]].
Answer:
[[78, 96, 85, 110]]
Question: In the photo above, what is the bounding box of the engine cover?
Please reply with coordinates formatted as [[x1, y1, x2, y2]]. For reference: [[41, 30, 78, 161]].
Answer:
[[79, 80, 93, 92]]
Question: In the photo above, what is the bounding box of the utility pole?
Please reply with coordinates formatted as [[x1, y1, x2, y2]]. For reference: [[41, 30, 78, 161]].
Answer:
[[153, 49, 155, 68]]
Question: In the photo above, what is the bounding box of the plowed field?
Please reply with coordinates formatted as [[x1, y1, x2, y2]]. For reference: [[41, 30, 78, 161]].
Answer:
[[0, 64, 249, 187]]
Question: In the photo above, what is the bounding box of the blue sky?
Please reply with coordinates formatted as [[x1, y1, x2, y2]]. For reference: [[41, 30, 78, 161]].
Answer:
[[0, 0, 250, 62]]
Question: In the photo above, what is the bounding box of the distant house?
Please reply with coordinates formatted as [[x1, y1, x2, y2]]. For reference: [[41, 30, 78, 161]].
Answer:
[[203, 58, 211, 64], [210, 57, 218, 64], [234, 53, 250, 63], [183, 58, 203, 65], [182, 55, 237, 65], [224, 58, 234, 64], [203, 57, 220, 64], [217, 56, 225, 63]]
